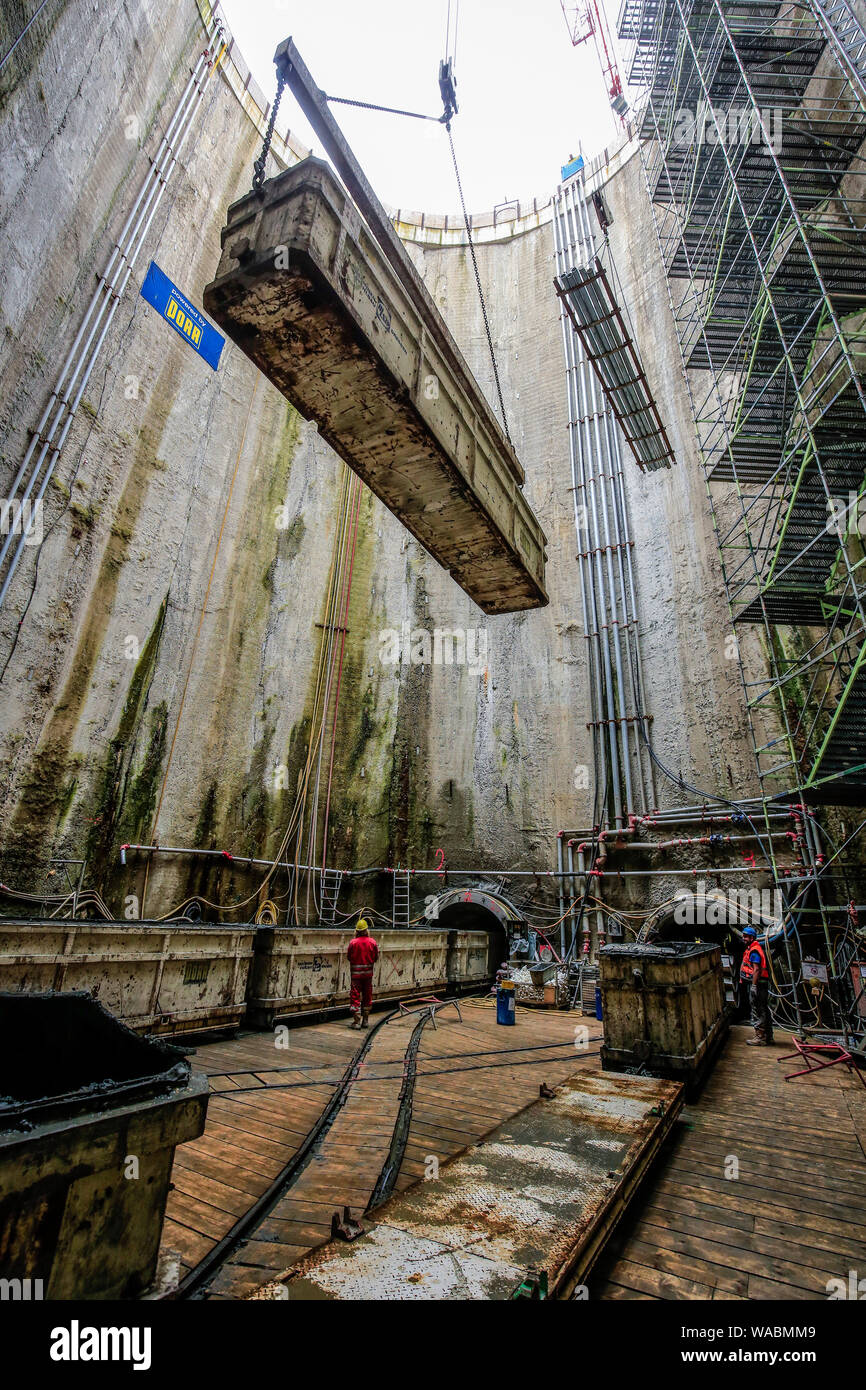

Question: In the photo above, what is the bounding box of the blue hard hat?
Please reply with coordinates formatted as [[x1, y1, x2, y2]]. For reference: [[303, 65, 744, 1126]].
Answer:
[[742, 926, 757, 938]]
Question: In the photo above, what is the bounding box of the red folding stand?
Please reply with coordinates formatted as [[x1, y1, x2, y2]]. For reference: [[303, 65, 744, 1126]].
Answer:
[[778, 1036, 866, 1089]]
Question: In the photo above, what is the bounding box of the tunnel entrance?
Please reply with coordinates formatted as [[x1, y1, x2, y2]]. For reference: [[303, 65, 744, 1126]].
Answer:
[[432, 887, 522, 976], [639, 894, 773, 1022]]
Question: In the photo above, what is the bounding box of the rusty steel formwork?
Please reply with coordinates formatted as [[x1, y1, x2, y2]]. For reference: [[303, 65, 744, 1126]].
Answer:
[[275, 1070, 682, 1300], [246, 926, 494, 1026], [599, 941, 730, 1086], [203, 158, 548, 615]]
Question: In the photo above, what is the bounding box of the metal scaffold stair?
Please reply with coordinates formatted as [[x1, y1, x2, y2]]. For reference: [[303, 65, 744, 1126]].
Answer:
[[392, 870, 411, 930], [813, 0, 866, 103], [805, 656, 866, 801], [734, 387, 866, 625], [619, 0, 866, 814], [319, 868, 343, 924]]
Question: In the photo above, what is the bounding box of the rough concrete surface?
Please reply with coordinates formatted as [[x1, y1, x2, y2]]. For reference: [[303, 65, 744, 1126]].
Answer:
[[0, 0, 768, 918]]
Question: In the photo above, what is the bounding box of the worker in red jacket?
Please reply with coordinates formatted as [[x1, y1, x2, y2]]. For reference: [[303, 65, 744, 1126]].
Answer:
[[739, 925, 774, 1045], [347, 918, 379, 1030]]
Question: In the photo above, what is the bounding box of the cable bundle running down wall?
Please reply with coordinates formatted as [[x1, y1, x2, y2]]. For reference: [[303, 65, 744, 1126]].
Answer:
[[555, 260, 676, 473]]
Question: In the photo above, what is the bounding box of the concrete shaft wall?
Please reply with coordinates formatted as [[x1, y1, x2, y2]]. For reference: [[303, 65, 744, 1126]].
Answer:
[[0, 0, 758, 917], [596, 151, 762, 805]]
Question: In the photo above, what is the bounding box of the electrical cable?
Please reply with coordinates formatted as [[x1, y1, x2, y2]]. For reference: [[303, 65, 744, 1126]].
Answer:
[[445, 123, 514, 449]]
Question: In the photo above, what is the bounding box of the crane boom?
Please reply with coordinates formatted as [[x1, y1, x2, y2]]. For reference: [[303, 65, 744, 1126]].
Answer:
[[560, 1, 629, 124]]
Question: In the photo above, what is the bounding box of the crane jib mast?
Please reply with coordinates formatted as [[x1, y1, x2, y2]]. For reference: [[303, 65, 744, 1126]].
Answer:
[[561, 0, 630, 122]]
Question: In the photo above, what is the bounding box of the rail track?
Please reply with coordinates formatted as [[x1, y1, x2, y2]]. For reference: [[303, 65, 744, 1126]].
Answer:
[[159, 998, 596, 1300]]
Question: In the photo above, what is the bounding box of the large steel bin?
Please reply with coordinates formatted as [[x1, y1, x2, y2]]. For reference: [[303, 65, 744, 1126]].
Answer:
[[599, 942, 729, 1086], [0, 992, 208, 1299], [0, 918, 256, 1037]]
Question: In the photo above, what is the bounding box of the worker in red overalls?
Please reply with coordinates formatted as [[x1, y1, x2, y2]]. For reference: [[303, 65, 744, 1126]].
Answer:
[[347, 918, 378, 1030], [739, 925, 774, 1046]]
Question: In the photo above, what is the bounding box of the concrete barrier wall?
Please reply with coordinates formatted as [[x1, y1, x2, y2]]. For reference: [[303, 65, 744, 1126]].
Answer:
[[0, 920, 492, 1034]]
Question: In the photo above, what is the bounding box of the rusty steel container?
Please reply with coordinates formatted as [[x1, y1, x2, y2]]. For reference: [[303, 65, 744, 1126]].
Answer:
[[203, 158, 548, 614], [0, 991, 207, 1299], [0, 918, 255, 1037], [599, 942, 729, 1085], [246, 926, 491, 1027]]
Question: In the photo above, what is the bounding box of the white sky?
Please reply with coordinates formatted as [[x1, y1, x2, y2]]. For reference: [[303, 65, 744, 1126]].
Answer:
[[218, 0, 634, 212]]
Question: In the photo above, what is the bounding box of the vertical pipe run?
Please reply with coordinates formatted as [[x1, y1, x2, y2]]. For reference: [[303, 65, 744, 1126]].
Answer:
[[566, 840, 578, 953], [0, 16, 224, 616], [554, 174, 655, 833]]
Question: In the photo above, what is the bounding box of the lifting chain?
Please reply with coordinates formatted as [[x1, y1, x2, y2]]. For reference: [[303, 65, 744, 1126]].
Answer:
[[252, 69, 287, 193]]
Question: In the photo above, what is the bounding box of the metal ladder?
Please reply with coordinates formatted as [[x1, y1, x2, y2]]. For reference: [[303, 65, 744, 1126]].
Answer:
[[392, 869, 411, 930], [319, 868, 343, 924], [813, 0, 866, 105]]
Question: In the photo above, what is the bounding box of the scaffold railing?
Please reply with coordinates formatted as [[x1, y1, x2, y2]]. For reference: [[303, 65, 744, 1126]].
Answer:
[[618, 0, 866, 1028]]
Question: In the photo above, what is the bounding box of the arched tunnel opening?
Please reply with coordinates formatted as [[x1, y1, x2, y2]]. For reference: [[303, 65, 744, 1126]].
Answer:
[[430, 889, 522, 982], [436, 901, 510, 975]]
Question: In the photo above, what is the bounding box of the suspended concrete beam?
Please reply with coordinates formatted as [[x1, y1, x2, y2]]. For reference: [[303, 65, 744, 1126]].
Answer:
[[204, 159, 548, 613]]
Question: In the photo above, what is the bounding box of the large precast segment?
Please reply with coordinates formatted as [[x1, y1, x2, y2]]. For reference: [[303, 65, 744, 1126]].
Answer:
[[203, 159, 548, 614]]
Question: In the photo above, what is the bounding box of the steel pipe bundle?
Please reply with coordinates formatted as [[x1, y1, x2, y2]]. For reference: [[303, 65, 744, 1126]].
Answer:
[[556, 261, 676, 474], [0, 14, 224, 621], [553, 177, 656, 831]]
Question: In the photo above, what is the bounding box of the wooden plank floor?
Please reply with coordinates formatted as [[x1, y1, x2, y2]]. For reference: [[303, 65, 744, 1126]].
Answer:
[[160, 1020, 360, 1287], [159, 998, 599, 1299], [593, 1025, 866, 1301]]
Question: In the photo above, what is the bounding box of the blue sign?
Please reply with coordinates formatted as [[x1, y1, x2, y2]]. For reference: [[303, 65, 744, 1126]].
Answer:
[[561, 154, 585, 182], [139, 260, 224, 371]]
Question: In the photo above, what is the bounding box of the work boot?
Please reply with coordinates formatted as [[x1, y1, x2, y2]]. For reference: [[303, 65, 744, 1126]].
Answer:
[[360, 1012, 370, 1029], [348, 1013, 360, 1029], [746, 1036, 768, 1046]]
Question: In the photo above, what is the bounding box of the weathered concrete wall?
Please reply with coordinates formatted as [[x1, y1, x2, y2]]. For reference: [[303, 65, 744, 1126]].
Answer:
[[0, 0, 590, 917], [0, 0, 335, 907], [597, 150, 764, 805], [0, 0, 763, 922]]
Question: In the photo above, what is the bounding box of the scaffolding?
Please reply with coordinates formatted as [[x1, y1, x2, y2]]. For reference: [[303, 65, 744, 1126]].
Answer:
[[602, 0, 866, 1036], [618, 0, 866, 813]]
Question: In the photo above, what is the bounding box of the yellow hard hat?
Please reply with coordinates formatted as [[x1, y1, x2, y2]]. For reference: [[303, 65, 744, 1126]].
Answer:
[[356, 918, 369, 934]]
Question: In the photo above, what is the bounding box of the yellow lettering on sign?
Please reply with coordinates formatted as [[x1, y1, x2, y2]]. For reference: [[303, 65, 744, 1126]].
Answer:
[[163, 294, 205, 352]]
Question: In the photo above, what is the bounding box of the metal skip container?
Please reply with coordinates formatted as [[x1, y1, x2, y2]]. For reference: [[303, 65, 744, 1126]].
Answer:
[[202, 158, 548, 614], [0, 992, 208, 1299], [599, 942, 729, 1085]]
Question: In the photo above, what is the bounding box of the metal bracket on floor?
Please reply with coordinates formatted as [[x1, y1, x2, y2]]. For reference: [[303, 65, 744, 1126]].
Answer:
[[397, 995, 462, 1028], [331, 1206, 366, 1242]]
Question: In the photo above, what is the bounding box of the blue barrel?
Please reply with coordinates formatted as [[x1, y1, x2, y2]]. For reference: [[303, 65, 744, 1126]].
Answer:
[[496, 985, 516, 1026], [595, 986, 603, 1021]]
